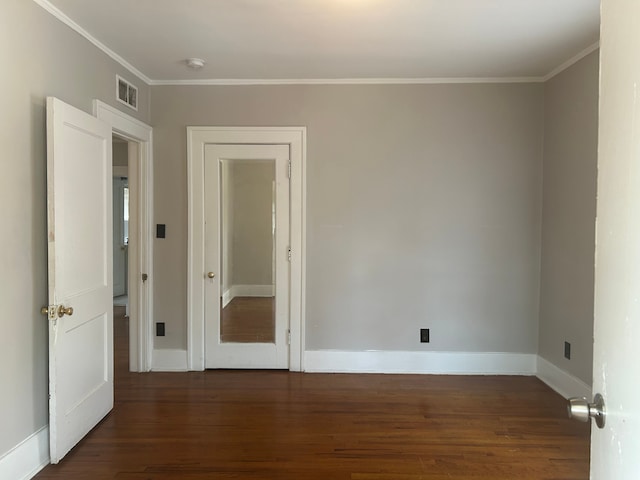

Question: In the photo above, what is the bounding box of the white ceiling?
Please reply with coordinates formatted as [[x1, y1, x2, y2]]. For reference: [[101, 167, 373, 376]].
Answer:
[[42, 0, 600, 84]]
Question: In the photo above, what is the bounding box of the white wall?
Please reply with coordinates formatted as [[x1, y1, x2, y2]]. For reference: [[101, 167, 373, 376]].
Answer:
[[0, 0, 149, 462], [539, 51, 599, 385], [151, 83, 544, 354]]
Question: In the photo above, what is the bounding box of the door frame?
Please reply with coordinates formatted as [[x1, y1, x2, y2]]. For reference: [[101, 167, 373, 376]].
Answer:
[[94, 100, 153, 373], [187, 127, 306, 372]]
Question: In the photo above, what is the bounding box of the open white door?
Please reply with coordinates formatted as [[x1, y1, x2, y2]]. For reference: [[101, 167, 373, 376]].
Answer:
[[589, 1, 640, 478], [45, 97, 114, 463]]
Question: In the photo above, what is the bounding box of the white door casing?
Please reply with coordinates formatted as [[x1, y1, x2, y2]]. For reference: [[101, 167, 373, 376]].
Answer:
[[590, 1, 640, 478], [46, 97, 113, 463], [187, 127, 306, 372], [205, 144, 290, 369], [94, 100, 153, 373]]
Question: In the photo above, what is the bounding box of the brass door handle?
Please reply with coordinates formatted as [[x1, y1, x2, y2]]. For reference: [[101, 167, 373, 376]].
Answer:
[[58, 305, 74, 317], [41, 305, 73, 318], [207, 272, 216, 279]]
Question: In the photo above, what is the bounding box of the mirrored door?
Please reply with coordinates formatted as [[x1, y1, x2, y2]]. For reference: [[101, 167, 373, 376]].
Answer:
[[204, 144, 290, 369], [219, 158, 275, 343]]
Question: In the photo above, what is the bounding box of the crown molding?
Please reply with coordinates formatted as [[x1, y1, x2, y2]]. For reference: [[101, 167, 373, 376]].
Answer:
[[32, 0, 153, 85], [150, 76, 545, 86], [542, 41, 600, 82]]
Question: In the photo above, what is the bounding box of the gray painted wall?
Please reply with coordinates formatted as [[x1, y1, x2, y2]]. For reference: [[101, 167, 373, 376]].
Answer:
[[0, 0, 149, 459], [112, 141, 129, 167], [539, 51, 599, 385], [151, 83, 544, 353]]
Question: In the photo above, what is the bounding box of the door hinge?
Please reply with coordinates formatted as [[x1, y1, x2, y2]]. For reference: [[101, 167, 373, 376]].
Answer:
[[142, 273, 148, 282], [287, 247, 291, 262], [287, 161, 291, 179], [287, 329, 291, 345]]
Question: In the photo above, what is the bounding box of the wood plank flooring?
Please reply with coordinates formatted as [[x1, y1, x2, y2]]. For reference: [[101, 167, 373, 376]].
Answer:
[[35, 308, 590, 480], [220, 296, 275, 343]]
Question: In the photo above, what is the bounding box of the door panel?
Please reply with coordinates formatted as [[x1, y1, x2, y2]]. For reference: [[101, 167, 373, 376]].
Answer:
[[590, 1, 640, 477], [46, 97, 113, 463], [204, 144, 290, 369]]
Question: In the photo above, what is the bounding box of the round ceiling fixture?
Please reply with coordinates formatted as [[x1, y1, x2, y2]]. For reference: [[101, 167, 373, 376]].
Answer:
[[185, 58, 206, 69]]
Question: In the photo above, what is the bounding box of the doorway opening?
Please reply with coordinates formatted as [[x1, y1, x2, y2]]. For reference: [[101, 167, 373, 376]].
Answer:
[[95, 100, 153, 373], [112, 134, 130, 373]]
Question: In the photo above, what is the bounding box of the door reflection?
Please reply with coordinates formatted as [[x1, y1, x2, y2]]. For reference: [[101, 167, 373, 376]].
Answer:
[[219, 159, 276, 344], [220, 297, 275, 343]]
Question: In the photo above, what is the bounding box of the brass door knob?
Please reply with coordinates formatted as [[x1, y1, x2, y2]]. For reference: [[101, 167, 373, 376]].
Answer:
[[207, 272, 216, 279], [58, 305, 74, 317]]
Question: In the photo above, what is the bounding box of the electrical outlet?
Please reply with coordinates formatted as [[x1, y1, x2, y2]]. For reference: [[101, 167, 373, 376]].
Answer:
[[564, 341, 571, 360], [156, 322, 165, 336], [420, 328, 430, 343]]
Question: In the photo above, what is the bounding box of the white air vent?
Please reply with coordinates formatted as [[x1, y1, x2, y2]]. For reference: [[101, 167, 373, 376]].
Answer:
[[116, 75, 138, 111]]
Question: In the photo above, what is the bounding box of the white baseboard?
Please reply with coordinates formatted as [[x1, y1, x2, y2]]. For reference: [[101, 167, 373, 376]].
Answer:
[[222, 288, 232, 308], [152, 349, 188, 371], [0, 426, 49, 480], [231, 284, 274, 298], [221, 284, 274, 309], [536, 356, 592, 399], [304, 350, 537, 375]]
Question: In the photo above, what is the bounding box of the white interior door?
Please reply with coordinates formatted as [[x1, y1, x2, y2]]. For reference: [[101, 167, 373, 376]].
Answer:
[[112, 177, 127, 297], [590, 1, 640, 478], [204, 144, 290, 369], [45, 97, 113, 463]]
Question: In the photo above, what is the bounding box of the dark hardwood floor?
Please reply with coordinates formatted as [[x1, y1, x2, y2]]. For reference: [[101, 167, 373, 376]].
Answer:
[[35, 307, 590, 479]]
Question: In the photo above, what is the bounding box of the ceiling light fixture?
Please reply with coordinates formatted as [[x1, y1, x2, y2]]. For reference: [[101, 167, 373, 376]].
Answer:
[[185, 58, 206, 69]]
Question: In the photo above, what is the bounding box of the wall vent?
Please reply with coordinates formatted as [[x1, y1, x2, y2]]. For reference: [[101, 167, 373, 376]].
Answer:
[[116, 75, 138, 111]]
